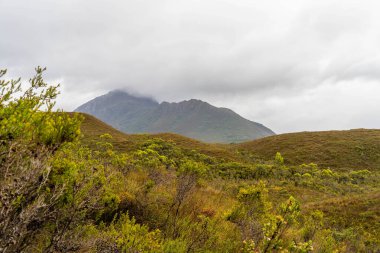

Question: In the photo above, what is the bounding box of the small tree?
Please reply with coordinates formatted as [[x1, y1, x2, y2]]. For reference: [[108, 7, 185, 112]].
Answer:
[[262, 196, 301, 252], [226, 181, 271, 243], [164, 160, 206, 238], [275, 152, 284, 166], [0, 68, 82, 252]]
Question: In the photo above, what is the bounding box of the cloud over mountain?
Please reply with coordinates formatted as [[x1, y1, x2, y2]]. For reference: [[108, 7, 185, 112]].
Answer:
[[1, 0, 380, 133]]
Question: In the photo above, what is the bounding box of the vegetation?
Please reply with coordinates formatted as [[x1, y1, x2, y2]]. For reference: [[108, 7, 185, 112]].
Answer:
[[235, 130, 380, 170], [1, 68, 379, 252]]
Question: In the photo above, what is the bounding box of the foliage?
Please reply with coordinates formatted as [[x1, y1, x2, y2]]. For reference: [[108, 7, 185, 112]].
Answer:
[[275, 152, 284, 165], [1, 68, 379, 252], [0, 68, 82, 252], [95, 213, 162, 252]]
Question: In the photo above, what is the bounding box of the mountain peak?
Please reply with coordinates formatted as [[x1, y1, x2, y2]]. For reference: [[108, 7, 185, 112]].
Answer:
[[184, 98, 205, 103], [105, 90, 158, 104]]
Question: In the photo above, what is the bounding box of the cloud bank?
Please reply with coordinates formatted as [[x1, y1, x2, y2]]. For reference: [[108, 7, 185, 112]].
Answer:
[[1, 0, 380, 133]]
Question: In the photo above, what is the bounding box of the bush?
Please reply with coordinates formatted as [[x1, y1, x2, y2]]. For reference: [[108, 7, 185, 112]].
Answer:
[[0, 68, 82, 252]]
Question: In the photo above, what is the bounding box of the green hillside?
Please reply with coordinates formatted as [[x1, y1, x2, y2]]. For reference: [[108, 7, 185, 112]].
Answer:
[[235, 129, 380, 171], [81, 114, 380, 171]]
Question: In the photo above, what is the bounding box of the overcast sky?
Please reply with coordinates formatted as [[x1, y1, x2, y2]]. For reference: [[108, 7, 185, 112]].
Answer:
[[1, 0, 380, 133]]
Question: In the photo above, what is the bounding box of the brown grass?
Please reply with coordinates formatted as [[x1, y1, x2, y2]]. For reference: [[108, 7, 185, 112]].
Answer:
[[78, 113, 380, 170], [234, 129, 380, 170], [304, 191, 380, 233]]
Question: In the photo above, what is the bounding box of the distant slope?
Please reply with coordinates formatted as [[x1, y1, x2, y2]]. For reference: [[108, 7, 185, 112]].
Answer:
[[75, 91, 159, 131], [235, 129, 380, 170], [80, 113, 380, 170], [79, 113, 240, 161], [75, 90, 275, 143]]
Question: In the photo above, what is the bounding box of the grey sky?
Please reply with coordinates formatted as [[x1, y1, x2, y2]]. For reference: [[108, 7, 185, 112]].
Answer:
[[1, 0, 380, 133]]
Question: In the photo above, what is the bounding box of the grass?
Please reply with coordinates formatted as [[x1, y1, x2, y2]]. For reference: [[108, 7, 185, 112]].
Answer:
[[304, 191, 380, 234], [234, 129, 380, 171]]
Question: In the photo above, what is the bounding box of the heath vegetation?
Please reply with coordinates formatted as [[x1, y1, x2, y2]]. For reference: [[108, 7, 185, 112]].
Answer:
[[1, 69, 379, 252]]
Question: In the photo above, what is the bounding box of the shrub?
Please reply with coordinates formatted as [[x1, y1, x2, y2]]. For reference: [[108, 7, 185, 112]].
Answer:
[[0, 68, 82, 252], [275, 152, 284, 165]]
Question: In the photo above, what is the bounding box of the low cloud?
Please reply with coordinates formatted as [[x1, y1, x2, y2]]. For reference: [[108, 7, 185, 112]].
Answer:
[[1, 0, 379, 133]]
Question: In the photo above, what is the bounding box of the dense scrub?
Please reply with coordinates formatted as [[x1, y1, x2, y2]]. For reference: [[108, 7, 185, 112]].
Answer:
[[0, 69, 379, 252]]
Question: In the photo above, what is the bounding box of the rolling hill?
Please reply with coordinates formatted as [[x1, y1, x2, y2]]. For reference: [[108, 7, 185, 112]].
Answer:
[[75, 90, 275, 143], [235, 129, 380, 170], [80, 113, 380, 170]]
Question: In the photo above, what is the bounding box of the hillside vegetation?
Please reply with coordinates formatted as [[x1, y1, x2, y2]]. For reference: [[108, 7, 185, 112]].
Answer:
[[1, 69, 379, 252], [79, 114, 380, 252], [81, 113, 380, 171], [235, 130, 380, 170]]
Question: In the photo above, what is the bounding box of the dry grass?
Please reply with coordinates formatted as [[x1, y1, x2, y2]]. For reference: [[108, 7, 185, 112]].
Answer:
[[234, 129, 380, 170], [304, 191, 380, 233], [79, 113, 380, 171]]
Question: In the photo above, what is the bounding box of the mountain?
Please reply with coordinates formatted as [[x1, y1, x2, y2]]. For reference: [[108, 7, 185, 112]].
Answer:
[[75, 90, 275, 143]]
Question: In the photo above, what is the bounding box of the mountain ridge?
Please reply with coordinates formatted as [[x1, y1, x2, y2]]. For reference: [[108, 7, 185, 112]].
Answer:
[[75, 90, 275, 143]]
